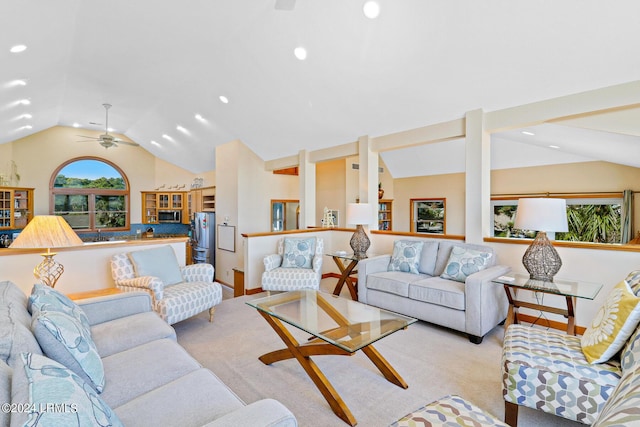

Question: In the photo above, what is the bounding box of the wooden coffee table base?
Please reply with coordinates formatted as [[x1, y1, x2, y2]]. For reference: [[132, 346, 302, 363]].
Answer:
[[257, 311, 408, 426]]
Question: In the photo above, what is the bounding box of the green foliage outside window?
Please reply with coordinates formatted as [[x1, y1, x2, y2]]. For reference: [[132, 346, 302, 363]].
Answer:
[[493, 201, 622, 244]]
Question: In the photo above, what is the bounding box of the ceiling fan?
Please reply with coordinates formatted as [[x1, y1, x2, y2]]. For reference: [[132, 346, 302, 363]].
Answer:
[[77, 104, 139, 149]]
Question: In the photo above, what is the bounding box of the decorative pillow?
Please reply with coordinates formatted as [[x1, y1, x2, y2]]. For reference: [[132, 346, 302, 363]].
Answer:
[[281, 237, 316, 269], [625, 270, 640, 296], [32, 310, 105, 393], [440, 246, 493, 283], [11, 352, 123, 427], [29, 283, 91, 331], [388, 240, 424, 274], [128, 245, 184, 286], [582, 279, 640, 364]]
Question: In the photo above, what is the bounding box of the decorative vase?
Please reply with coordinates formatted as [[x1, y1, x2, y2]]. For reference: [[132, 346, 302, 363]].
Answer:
[[378, 189, 384, 199]]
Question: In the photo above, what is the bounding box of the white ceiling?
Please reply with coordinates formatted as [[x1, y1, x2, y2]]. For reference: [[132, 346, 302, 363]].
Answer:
[[2, 1, 640, 175]]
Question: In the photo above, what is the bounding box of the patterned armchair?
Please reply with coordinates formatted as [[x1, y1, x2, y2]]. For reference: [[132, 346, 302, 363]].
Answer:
[[261, 237, 324, 292], [110, 246, 222, 325]]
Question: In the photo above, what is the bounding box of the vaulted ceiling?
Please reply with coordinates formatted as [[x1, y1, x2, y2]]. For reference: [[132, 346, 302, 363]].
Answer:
[[2, 1, 640, 175]]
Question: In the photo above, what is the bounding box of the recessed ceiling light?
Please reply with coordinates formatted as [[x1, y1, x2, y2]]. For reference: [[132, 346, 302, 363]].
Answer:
[[549, 145, 560, 149], [176, 125, 187, 133], [363, 1, 380, 19], [72, 123, 80, 128], [18, 99, 30, 105], [219, 95, 229, 104], [162, 134, 171, 140], [10, 44, 27, 53], [19, 125, 32, 130], [11, 79, 27, 86], [151, 140, 161, 147], [521, 130, 535, 136], [195, 114, 203, 121], [294, 47, 307, 60], [19, 114, 32, 120]]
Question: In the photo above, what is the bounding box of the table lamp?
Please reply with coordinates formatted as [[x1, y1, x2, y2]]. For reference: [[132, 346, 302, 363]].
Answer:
[[346, 203, 372, 259], [514, 198, 568, 282], [9, 215, 83, 288]]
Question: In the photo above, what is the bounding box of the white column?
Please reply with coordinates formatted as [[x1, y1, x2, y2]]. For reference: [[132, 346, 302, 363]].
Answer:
[[357, 136, 379, 229], [465, 109, 490, 243], [298, 150, 316, 228]]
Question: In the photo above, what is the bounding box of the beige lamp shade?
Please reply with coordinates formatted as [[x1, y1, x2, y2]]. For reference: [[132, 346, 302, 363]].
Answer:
[[10, 215, 83, 249], [346, 203, 372, 226], [9, 215, 83, 288]]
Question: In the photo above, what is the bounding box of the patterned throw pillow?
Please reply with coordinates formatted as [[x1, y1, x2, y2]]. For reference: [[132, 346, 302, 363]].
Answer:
[[625, 270, 640, 295], [582, 279, 640, 364], [29, 283, 91, 331], [388, 240, 424, 274], [11, 353, 122, 427], [32, 310, 105, 393], [281, 237, 316, 269], [440, 246, 493, 283]]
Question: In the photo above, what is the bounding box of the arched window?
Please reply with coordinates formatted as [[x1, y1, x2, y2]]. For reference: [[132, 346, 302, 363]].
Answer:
[[50, 157, 130, 232]]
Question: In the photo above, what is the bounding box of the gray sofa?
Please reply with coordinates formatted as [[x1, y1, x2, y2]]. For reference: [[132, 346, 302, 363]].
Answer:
[[0, 280, 297, 427], [357, 239, 510, 344]]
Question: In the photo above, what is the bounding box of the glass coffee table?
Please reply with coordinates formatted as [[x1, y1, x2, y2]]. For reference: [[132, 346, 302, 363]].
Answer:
[[246, 290, 417, 426]]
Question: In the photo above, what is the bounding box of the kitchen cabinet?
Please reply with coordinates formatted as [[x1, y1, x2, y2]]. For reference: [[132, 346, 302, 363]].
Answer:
[[189, 186, 215, 218], [378, 199, 392, 231], [141, 191, 188, 224], [0, 187, 34, 230]]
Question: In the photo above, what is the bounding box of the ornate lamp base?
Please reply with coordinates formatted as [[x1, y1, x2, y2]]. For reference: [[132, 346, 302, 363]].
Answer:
[[34, 251, 64, 288], [350, 224, 370, 259], [522, 231, 562, 282]]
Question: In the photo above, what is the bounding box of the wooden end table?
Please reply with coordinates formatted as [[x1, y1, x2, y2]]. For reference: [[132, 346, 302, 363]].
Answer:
[[326, 252, 374, 300]]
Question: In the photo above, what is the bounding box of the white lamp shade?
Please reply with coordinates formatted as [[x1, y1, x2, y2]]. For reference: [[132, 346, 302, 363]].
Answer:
[[346, 203, 372, 225], [514, 198, 568, 232]]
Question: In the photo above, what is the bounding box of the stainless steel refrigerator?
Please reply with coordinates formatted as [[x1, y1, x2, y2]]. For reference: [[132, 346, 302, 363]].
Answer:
[[193, 212, 215, 266]]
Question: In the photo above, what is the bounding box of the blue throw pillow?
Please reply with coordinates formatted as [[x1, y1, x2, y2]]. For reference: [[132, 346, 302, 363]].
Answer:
[[128, 245, 184, 286], [440, 246, 493, 282], [29, 283, 91, 331], [12, 353, 122, 427], [281, 237, 316, 269], [32, 310, 105, 393], [388, 240, 424, 274]]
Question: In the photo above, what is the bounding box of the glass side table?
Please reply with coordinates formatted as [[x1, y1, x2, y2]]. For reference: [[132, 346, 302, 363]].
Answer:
[[325, 252, 376, 300], [492, 273, 603, 335]]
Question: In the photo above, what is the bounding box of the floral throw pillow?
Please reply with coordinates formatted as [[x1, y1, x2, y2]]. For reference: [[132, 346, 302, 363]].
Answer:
[[31, 310, 105, 393], [440, 246, 493, 283], [281, 237, 316, 269], [12, 353, 123, 427], [29, 283, 91, 331], [388, 240, 424, 274], [582, 279, 640, 364]]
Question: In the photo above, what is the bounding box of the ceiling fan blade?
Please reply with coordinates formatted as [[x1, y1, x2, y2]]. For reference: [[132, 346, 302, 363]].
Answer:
[[77, 135, 99, 140]]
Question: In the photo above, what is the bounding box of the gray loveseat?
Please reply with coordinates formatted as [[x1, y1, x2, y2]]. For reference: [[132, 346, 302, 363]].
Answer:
[[0, 280, 296, 427], [357, 239, 510, 344]]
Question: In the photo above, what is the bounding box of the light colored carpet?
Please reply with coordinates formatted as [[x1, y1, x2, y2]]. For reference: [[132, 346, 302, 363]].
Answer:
[[174, 287, 581, 427]]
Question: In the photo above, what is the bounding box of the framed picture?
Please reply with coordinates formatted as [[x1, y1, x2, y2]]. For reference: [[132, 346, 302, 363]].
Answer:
[[411, 198, 446, 234]]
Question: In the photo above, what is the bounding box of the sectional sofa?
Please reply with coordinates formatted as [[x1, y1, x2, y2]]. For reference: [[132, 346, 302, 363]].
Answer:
[[0, 280, 296, 427]]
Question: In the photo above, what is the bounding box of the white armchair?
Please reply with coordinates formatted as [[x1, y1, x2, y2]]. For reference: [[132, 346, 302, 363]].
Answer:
[[261, 237, 324, 292], [110, 245, 222, 325]]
